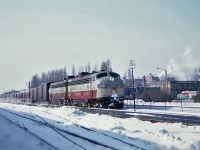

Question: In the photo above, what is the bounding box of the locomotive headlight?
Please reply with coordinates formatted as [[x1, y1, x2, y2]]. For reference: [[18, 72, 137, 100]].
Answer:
[[110, 77, 115, 81]]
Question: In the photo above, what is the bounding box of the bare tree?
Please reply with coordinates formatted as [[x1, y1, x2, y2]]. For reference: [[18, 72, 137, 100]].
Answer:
[[71, 65, 76, 76], [192, 68, 200, 81], [127, 69, 132, 79], [78, 65, 84, 73], [63, 66, 68, 79], [41, 72, 46, 83], [57, 68, 63, 81], [29, 66, 68, 88], [100, 61, 107, 71], [85, 64, 88, 72], [100, 58, 112, 71], [106, 58, 112, 71], [93, 63, 98, 72], [87, 62, 91, 73], [30, 74, 40, 88]]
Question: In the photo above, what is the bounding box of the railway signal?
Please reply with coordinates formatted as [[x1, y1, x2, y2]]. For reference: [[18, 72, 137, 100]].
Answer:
[[129, 60, 136, 111]]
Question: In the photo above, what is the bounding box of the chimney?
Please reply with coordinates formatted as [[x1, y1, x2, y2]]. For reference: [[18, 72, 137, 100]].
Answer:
[[143, 75, 146, 86]]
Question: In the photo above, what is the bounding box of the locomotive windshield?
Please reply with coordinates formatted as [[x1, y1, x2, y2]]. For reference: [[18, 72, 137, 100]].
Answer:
[[96, 73, 108, 79], [96, 72, 120, 79], [109, 72, 120, 78]]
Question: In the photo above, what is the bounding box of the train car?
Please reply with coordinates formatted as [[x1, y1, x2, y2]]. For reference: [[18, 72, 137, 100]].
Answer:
[[67, 71, 124, 108], [30, 87, 38, 103], [1, 71, 124, 109], [67, 72, 93, 106], [0, 91, 17, 103], [38, 83, 51, 104], [49, 80, 68, 105], [6, 89, 30, 104], [1, 89, 29, 104], [19, 89, 30, 103], [1, 92, 13, 102]]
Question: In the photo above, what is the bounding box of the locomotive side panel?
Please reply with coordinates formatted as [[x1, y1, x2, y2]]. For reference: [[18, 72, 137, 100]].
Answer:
[[68, 75, 93, 100], [49, 81, 67, 101], [68, 83, 93, 100]]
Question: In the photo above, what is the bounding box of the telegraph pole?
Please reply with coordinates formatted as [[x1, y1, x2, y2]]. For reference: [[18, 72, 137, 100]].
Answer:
[[25, 82, 30, 103], [157, 66, 173, 110], [157, 67, 173, 91], [129, 60, 136, 111]]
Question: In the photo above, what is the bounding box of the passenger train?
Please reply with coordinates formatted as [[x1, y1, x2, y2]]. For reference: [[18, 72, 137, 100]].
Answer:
[[0, 71, 124, 109]]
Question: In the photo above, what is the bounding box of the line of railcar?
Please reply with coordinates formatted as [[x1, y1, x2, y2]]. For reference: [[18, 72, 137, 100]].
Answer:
[[0, 71, 125, 109]]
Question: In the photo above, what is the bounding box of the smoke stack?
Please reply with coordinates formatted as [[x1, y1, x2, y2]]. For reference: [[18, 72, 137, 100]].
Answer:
[[143, 75, 146, 86]]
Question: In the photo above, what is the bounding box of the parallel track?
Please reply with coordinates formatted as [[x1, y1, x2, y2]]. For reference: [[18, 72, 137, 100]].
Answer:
[[2, 102, 200, 126], [79, 107, 200, 126], [43, 110, 146, 150], [0, 107, 146, 150], [0, 108, 111, 150], [0, 112, 57, 149]]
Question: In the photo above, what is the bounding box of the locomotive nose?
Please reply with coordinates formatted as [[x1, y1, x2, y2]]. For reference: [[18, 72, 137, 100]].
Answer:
[[111, 77, 124, 86]]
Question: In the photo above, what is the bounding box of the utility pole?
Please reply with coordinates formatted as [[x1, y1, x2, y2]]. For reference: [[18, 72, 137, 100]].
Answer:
[[25, 82, 30, 103], [157, 66, 173, 91], [157, 66, 173, 110], [129, 60, 136, 111]]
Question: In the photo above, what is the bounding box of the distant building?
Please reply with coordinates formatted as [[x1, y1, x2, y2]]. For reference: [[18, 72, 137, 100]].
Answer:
[[146, 80, 200, 99], [145, 74, 164, 89], [169, 81, 200, 99], [123, 73, 200, 100], [122, 77, 143, 87], [145, 73, 160, 82]]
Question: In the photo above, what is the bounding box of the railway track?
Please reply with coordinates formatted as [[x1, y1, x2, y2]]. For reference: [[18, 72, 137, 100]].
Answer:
[[132, 112, 200, 125], [79, 107, 200, 126], [2, 101, 200, 126], [0, 107, 146, 150], [43, 110, 146, 150], [0, 111, 57, 149]]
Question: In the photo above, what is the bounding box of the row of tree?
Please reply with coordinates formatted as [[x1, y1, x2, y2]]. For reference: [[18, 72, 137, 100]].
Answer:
[[30, 59, 112, 88]]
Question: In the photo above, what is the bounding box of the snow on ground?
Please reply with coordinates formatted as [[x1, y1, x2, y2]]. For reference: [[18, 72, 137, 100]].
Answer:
[[0, 101, 200, 150], [125, 99, 200, 116], [0, 115, 54, 150]]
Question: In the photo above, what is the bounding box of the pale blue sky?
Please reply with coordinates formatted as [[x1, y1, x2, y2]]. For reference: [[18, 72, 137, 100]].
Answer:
[[0, 0, 200, 93]]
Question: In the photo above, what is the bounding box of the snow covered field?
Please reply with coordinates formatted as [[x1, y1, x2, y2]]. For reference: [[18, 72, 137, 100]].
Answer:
[[126, 100, 200, 115], [0, 102, 200, 150]]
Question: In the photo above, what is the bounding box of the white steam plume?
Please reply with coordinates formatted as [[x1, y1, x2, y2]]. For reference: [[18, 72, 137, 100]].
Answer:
[[158, 46, 200, 81]]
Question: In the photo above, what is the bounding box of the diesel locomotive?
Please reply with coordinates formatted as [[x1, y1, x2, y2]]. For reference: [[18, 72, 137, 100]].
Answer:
[[0, 71, 125, 109]]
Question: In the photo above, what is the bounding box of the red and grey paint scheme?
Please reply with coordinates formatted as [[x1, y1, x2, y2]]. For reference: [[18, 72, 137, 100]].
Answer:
[[1, 71, 124, 109], [49, 71, 124, 108], [1, 89, 29, 104]]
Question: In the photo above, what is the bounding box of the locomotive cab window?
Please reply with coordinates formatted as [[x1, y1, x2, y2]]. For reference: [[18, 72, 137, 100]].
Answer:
[[109, 72, 120, 78], [96, 73, 108, 79]]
